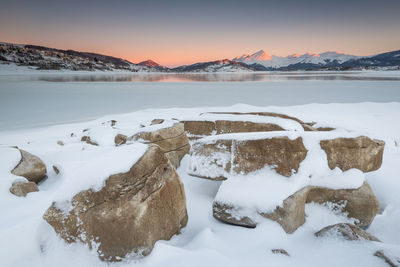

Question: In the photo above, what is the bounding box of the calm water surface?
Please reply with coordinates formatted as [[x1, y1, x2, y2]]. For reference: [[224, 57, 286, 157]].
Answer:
[[0, 72, 399, 130]]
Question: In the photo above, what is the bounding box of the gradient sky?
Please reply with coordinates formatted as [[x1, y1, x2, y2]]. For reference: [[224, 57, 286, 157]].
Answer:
[[1, 0, 399, 67]]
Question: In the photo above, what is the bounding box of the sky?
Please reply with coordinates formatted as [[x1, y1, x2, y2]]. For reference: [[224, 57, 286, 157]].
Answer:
[[0, 0, 399, 67]]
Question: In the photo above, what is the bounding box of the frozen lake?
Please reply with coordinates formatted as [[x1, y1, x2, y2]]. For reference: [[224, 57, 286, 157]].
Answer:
[[0, 71, 400, 130]]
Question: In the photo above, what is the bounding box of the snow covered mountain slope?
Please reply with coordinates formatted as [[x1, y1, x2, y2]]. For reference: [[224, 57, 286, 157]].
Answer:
[[233, 50, 359, 69], [171, 59, 259, 72], [0, 43, 161, 72]]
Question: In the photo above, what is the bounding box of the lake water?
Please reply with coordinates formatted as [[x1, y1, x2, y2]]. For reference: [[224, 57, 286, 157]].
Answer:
[[1, 71, 399, 130]]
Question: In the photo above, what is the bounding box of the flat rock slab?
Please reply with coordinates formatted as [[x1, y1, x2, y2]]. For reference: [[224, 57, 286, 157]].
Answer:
[[43, 145, 188, 261], [182, 112, 329, 138]]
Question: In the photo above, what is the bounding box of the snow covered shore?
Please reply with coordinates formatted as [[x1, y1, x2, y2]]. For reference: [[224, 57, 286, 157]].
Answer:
[[0, 102, 399, 266]]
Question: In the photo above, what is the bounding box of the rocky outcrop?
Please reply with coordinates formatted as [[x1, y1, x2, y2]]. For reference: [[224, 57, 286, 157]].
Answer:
[[320, 136, 385, 172], [43, 145, 188, 262], [306, 182, 379, 227], [213, 182, 379, 233], [11, 149, 47, 183], [189, 136, 307, 179], [131, 123, 190, 169], [9, 181, 39, 197], [315, 223, 380, 242]]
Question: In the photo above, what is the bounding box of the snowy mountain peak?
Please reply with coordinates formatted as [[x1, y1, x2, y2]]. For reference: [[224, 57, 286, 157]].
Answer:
[[251, 50, 272, 60], [233, 50, 272, 62]]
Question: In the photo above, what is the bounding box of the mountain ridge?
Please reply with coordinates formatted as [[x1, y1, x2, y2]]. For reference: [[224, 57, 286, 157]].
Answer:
[[1, 42, 399, 72]]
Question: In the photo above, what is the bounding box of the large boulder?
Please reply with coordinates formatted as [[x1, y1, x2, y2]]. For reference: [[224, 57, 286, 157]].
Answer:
[[131, 122, 190, 169], [189, 135, 308, 179], [315, 223, 380, 242], [306, 182, 379, 227], [43, 145, 188, 261], [320, 136, 384, 172], [11, 149, 47, 183], [9, 181, 39, 197], [213, 182, 379, 233]]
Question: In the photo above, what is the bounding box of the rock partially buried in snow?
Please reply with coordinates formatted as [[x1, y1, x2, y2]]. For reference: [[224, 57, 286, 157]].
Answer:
[[260, 187, 310, 233], [271, 249, 290, 256], [131, 122, 190, 169], [306, 182, 379, 227], [315, 223, 380, 242], [114, 133, 127, 146], [151, 119, 164, 125], [213, 182, 379, 233], [52, 165, 60, 175], [320, 136, 384, 172], [11, 148, 47, 183], [213, 187, 310, 233], [43, 145, 188, 261], [81, 135, 99, 146], [374, 250, 400, 267], [189, 135, 307, 179], [9, 181, 39, 197]]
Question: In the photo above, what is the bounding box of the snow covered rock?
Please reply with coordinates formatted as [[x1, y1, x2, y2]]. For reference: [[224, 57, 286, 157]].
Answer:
[[315, 223, 380, 242], [321, 136, 385, 172], [213, 187, 309, 232], [189, 135, 308, 179], [213, 182, 379, 233], [9, 181, 39, 197], [131, 122, 190, 168], [306, 182, 379, 227], [81, 135, 99, 146], [11, 148, 47, 183], [182, 112, 310, 140], [43, 145, 188, 261], [151, 119, 164, 125], [374, 250, 400, 267], [114, 133, 127, 146]]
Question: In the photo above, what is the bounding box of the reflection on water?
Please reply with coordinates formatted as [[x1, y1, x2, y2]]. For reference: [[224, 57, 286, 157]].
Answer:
[[31, 72, 400, 82]]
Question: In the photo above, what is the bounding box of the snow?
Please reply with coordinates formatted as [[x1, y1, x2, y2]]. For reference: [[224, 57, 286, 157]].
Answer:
[[0, 71, 400, 266], [233, 50, 360, 68], [53, 143, 148, 208]]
